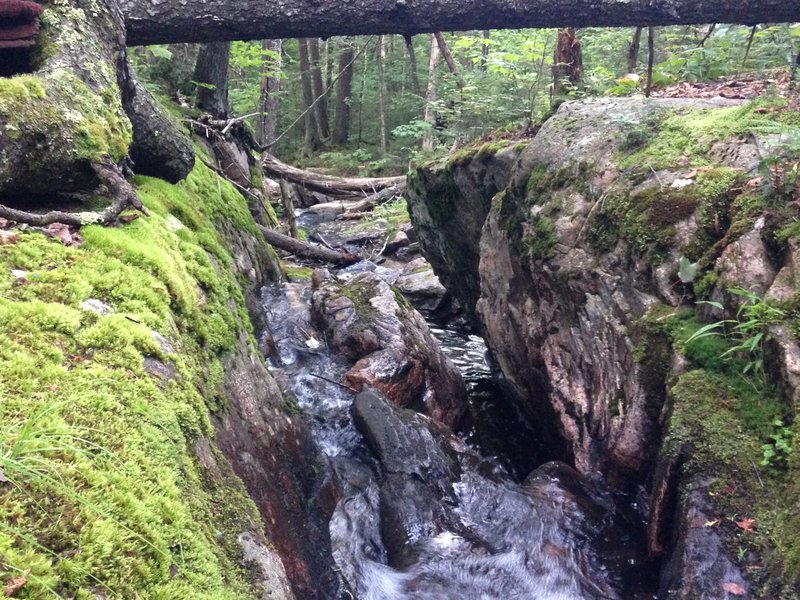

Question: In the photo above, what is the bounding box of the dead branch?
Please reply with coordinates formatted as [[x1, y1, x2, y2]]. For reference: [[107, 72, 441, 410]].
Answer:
[[262, 153, 405, 198], [257, 224, 360, 265], [343, 183, 407, 214]]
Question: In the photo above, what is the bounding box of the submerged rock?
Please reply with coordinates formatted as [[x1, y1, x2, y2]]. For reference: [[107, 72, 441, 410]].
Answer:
[[334, 387, 648, 599]]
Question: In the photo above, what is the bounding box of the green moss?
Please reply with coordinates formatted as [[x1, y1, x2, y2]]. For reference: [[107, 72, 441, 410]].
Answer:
[[526, 162, 592, 203], [589, 167, 753, 265], [665, 368, 798, 595], [0, 76, 45, 112], [524, 216, 558, 261], [620, 98, 795, 171], [0, 160, 276, 599], [283, 265, 314, 280]]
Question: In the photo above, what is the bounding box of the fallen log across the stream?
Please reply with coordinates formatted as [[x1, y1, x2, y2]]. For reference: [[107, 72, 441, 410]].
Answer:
[[262, 153, 406, 199], [257, 224, 361, 265], [343, 183, 407, 214]]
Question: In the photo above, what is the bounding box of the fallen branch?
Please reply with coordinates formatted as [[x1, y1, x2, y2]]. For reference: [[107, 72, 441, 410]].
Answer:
[[262, 153, 405, 198], [343, 182, 407, 214], [0, 158, 148, 227], [257, 224, 360, 265]]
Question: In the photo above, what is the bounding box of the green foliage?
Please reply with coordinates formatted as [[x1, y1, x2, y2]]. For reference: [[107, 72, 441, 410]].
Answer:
[[761, 419, 794, 468], [686, 289, 786, 383]]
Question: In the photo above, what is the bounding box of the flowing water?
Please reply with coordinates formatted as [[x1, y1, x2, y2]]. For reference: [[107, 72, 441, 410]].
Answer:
[[260, 270, 653, 600]]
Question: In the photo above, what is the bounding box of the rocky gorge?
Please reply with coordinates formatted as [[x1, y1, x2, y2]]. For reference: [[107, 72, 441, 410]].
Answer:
[[407, 95, 800, 598], [3, 91, 800, 600]]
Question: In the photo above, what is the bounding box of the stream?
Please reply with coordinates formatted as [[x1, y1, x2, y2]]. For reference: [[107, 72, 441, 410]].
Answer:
[[259, 211, 655, 600]]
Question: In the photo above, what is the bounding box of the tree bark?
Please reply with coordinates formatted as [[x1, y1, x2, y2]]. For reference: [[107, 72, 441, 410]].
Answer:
[[645, 26, 655, 97], [480, 30, 490, 73], [193, 41, 231, 118], [298, 38, 321, 156], [552, 27, 582, 100], [256, 39, 282, 148], [627, 27, 642, 73], [433, 32, 464, 88], [422, 34, 441, 152], [404, 35, 421, 96], [332, 42, 356, 145], [122, 0, 800, 46], [644, 27, 656, 98], [308, 38, 330, 141], [357, 45, 369, 144]]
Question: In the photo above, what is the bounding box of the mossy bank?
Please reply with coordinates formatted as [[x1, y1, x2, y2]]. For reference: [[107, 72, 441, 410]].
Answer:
[[0, 159, 301, 598]]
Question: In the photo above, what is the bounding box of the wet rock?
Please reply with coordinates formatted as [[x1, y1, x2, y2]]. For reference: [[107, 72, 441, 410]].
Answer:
[[658, 476, 750, 600], [211, 222, 340, 599], [214, 329, 340, 599], [344, 389, 644, 599], [407, 97, 789, 596], [406, 140, 524, 327], [238, 531, 296, 600], [394, 257, 448, 313], [312, 272, 469, 430]]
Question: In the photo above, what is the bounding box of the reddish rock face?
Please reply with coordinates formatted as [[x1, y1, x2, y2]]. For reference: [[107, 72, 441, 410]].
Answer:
[[311, 271, 469, 431]]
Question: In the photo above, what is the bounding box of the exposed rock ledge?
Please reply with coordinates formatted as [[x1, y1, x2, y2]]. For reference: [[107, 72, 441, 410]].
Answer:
[[408, 96, 800, 596]]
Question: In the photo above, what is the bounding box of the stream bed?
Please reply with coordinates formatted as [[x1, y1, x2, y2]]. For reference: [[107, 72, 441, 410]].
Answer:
[[260, 270, 655, 599]]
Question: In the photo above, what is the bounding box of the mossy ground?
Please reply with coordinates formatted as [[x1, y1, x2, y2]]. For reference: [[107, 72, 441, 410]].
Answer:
[[638, 307, 799, 594], [0, 162, 273, 598]]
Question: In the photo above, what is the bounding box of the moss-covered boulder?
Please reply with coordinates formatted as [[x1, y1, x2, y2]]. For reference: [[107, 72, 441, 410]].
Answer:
[[0, 157, 338, 598], [407, 95, 800, 594]]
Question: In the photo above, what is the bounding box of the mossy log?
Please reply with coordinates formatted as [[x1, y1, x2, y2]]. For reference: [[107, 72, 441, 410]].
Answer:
[[0, 0, 193, 224]]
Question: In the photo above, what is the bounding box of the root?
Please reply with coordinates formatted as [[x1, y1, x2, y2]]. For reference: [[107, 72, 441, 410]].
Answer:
[[0, 158, 148, 227]]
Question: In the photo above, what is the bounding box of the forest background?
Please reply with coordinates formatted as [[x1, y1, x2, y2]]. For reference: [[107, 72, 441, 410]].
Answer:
[[131, 25, 800, 175]]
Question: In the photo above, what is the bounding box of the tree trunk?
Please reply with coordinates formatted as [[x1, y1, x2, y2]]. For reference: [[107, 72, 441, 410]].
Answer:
[[357, 45, 369, 144], [645, 26, 655, 97], [308, 37, 330, 141], [298, 38, 321, 156], [377, 35, 388, 155], [433, 32, 464, 88], [0, 0, 192, 213], [256, 39, 282, 148], [332, 42, 356, 145], [325, 40, 335, 93], [627, 27, 642, 72], [404, 35, 421, 96], [122, 0, 800, 46], [257, 225, 360, 265], [422, 34, 441, 152], [480, 30, 490, 73], [552, 27, 582, 101], [193, 41, 231, 118], [262, 153, 405, 197]]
